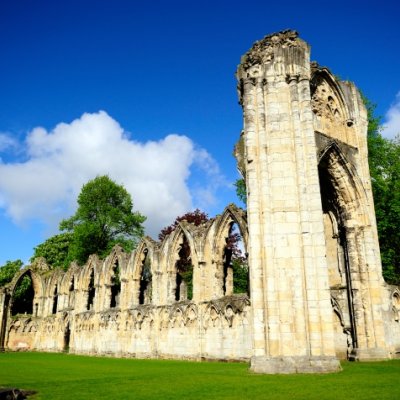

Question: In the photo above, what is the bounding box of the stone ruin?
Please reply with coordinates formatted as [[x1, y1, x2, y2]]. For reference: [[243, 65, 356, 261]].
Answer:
[[1, 30, 399, 374]]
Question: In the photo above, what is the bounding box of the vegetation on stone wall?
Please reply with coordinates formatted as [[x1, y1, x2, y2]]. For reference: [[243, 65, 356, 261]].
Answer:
[[234, 178, 246, 206]]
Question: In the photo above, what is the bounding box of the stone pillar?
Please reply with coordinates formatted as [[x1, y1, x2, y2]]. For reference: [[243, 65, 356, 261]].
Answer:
[[236, 30, 340, 373]]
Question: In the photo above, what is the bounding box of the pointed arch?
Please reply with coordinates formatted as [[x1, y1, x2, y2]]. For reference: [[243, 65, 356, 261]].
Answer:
[[311, 67, 353, 124], [207, 204, 249, 297], [101, 245, 128, 283], [8, 268, 43, 317], [8, 267, 45, 307], [318, 141, 369, 227], [163, 225, 196, 302], [80, 255, 101, 289], [129, 238, 156, 279], [311, 67, 356, 145], [211, 204, 248, 255], [80, 255, 101, 312]]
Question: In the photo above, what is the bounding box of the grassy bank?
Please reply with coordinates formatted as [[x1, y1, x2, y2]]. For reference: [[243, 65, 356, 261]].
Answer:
[[1, 352, 399, 399]]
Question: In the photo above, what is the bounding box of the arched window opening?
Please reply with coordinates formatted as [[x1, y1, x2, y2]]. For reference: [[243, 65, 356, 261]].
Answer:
[[139, 249, 152, 305], [52, 285, 58, 314], [110, 260, 121, 308], [224, 222, 249, 295], [319, 162, 357, 352], [175, 236, 193, 301], [86, 269, 95, 311], [11, 273, 34, 316], [68, 277, 75, 308]]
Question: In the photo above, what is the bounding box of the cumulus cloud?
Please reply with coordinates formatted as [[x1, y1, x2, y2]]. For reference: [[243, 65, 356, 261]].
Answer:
[[0, 111, 225, 238], [382, 92, 400, 140]]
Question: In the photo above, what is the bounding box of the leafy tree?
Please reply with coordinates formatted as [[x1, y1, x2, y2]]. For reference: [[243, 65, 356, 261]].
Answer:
[[234, 178, 247, 206], [364, 96, 400, 284], [0, 260, 23, 287], [232, 258, 249, 294], [31, 233, 73, 270], [158, 209, 209, 241], [60, 175, 146, 265]]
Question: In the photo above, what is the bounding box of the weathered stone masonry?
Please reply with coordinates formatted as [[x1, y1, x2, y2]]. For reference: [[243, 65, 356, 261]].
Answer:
[[1, 205, 252, 361], [1, 30, 399, 373]]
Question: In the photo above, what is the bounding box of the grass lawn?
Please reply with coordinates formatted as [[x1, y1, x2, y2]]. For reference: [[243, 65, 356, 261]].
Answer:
[[0, 352, 399, 399]]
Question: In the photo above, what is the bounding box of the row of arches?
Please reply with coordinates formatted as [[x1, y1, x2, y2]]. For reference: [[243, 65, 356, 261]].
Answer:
[[5, 205, 249, 320]]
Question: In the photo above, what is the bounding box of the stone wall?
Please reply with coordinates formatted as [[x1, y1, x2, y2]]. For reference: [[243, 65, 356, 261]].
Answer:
[[2, 205, 252, 361]]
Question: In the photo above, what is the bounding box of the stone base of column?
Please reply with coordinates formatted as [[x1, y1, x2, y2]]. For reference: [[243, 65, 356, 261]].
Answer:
[[250, 355, 341, 374], [349, 347, 389, 361]]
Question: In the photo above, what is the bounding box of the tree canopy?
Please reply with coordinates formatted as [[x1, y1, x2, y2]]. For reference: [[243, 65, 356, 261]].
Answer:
[[0, 259, 23, 287], [234, 178, 246, 206], [158, 208, 208, 241], [31, 233, 73, 270], [365, 96, 400, 284], [59, 175, 146, 266]]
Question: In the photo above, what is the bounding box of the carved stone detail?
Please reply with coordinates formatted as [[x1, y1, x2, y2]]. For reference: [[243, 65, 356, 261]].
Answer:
[[241, 30, 300, 70]]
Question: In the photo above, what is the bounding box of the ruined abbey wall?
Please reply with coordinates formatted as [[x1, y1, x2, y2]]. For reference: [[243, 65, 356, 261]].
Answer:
[[1, 30, 399, 373], [1, 205, 253, 361]]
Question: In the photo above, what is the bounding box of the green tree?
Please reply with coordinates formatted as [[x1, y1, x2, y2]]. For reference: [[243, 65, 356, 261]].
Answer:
[[30, 233, 73, 270], [365, 96, 400, 284], [0, 260, 23, 287], [234, 178, 246, 206], [60, 175, 146, 265]]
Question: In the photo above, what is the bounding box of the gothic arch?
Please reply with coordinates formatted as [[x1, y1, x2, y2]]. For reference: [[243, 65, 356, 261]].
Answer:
[[211, 204, 248, 256], [318, 141, 368, 227], [207, 204, 249, 297], [311, 67, 353, 125], [162, 225, 195, 274], [318, 141, 381, 356], [101, 245, 128, 283], [8, 267, 45, 306], [59, 263, 80, 294], [129, 238, 156, 279], [125, 239, 154, 306], [162, 225, 197, 302], [80, 255, 101, 289]]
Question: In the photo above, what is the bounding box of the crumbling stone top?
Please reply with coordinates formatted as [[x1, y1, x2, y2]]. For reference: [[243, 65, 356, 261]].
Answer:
[[240, 29, 305, 70]]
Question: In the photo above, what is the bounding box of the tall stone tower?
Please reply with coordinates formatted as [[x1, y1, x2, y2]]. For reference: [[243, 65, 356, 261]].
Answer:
[[236, 30, 388, 373]]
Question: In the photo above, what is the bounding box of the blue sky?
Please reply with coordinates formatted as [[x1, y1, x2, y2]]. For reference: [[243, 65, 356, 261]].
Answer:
[[1, 0, 399, 266]]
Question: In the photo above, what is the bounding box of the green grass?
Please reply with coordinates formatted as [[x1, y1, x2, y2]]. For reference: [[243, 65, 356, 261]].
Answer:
[[1, 352, 399, 399]]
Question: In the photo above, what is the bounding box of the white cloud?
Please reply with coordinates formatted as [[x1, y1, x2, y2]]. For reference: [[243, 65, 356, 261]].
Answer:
[[382, 92, 400, 140], [0, 111, 225, 238]]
